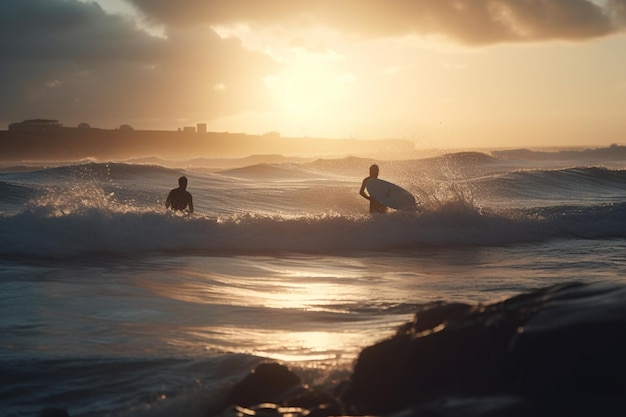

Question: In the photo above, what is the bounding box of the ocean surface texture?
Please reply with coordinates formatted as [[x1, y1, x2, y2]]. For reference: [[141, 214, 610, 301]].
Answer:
[[2, 150, 626, 416]]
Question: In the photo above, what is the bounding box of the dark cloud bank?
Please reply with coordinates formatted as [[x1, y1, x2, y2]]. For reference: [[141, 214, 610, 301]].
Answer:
[[130, 0, 626, 43], [0, 0, 276, 129]]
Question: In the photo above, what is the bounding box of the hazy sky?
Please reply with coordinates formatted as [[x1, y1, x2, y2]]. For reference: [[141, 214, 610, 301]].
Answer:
[[1, 0, 625, 149]]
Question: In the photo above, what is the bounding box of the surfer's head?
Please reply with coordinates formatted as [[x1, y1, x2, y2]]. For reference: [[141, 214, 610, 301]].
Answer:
[[369, 164, 379, 178], [178, 176, 188, 189]]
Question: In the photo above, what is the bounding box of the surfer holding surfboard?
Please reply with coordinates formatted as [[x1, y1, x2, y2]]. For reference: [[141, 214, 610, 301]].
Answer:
[[360, 164, 417, 213], [360, 164, 388, 214]]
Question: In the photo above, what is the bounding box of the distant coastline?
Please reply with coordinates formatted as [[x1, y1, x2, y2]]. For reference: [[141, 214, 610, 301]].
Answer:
[[1, 119, 624, 164], [0, 120, 416, 162]]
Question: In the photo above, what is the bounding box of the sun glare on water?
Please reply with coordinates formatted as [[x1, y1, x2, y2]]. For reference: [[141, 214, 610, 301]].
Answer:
[[144, 257, 401, 362]]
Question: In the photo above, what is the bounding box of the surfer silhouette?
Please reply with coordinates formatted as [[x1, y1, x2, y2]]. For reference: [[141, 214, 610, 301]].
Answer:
[[360, 164, 388, 214], [166, 176, 193, 214]]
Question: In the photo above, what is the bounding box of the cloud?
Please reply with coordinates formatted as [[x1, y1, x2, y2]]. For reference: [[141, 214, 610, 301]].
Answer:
[[128, 0, 626, 44], [2, 0, 625, 133], [0, 0, 161, 63], [609, 0, 626, 23], [0, 0, 279, 128]]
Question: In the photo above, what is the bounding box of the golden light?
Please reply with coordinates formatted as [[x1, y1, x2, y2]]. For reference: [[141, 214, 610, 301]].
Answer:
[[283, 69, 330, 114], [266, 65, 343, 119]]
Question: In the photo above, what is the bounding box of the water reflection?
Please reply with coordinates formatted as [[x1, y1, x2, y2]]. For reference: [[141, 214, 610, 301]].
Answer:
[[139, 256, 413, 361]]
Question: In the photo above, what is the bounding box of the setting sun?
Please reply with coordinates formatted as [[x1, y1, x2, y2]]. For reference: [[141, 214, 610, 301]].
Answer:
[[282, 68, 333, 115], [264, 64, 341, 119]]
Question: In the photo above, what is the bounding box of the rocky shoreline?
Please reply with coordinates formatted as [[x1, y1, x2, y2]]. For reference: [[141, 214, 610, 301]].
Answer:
[[40, 281, 626, 417], [218, 281, 626, 417]]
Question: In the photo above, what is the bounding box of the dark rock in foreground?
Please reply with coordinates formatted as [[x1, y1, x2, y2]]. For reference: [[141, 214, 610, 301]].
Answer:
[[223, 282, 626, 417], [38, 408, 70, 417], [226, 362, 302, 407]]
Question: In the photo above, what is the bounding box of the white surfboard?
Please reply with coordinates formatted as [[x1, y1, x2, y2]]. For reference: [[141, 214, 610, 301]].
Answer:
[[366, 178, 417, 211]]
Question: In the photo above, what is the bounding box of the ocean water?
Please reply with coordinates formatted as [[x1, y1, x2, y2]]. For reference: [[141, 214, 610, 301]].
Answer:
[[2, 151, 626, 416]]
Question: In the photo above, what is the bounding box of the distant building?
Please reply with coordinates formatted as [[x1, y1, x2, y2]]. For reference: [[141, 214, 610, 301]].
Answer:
[[197, 123, 207, 134], [183, 126, 196, 133], [8, 119, 63, 132], [77, 122, 91, 129], [119, 124, 134, 131]]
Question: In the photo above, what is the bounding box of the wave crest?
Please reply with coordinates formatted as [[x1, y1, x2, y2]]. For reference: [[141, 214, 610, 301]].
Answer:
[[3, 200, 626, 259]]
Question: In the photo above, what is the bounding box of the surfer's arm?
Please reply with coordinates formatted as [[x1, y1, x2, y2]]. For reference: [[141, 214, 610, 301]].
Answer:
[[165, 191, 172, 209], [359, 178, 371, 200], [188, 196, 194, 214]]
